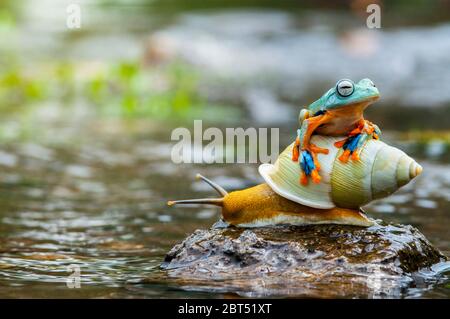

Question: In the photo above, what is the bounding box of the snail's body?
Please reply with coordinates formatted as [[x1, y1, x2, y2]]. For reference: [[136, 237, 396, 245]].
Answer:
[[220, 184, 373, 227], [168, 175, 374, 228]]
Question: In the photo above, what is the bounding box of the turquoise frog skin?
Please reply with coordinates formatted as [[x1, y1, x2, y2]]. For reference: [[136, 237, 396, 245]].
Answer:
[[292, 78, 381, 185]]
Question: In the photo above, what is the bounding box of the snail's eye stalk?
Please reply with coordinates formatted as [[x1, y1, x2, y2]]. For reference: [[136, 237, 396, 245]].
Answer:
[[336, 79, 354, 97], [167, 174, 226, 208], [167, 198, 223, 207]]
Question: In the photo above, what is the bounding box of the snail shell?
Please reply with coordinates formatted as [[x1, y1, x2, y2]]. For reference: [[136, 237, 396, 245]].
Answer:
[[259, 135, 422, 209]]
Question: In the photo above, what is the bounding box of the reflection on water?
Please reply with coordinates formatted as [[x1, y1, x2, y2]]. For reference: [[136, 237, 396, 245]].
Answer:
[[0, 123, 448, 298]]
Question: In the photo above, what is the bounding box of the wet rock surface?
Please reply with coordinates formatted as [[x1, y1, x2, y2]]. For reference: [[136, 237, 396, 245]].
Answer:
[[158, 223, 447, 298]]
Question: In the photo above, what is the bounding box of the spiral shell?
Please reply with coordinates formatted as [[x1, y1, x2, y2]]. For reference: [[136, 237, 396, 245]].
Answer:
[[259, 135, 422, 209]]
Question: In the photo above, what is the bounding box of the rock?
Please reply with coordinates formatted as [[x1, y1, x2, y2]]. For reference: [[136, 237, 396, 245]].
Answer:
[[157, 223, 447, 298]]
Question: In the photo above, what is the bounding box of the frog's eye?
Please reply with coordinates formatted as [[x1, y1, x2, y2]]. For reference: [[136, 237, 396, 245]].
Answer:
[[336, 79, 354, 97]]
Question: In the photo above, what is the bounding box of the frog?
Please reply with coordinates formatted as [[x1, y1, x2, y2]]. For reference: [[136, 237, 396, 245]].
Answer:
[[292, 78, 381, 185]]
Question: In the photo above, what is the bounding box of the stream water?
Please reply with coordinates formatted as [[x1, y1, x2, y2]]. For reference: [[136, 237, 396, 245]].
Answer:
[[0, 120, 448, 298]]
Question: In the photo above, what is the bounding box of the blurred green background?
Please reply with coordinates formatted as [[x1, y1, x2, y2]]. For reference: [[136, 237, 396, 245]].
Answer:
[[0, 0, 448, 298], [1, 0, 450, 137]]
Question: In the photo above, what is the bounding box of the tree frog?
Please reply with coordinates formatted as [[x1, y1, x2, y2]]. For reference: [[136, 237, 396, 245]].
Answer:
[[292, 78, 381, 185]]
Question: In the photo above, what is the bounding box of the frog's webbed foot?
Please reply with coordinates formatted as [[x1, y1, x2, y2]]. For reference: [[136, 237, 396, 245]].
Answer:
[[336, 135, 363, 163], [292, 139, 321, 184], [334, 120, 381, 163], [298, 148, 325, 185]]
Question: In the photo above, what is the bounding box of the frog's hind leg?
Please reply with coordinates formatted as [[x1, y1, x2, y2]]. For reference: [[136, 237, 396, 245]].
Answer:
[[335, 119, 380, 163], [338, 134, 363, 163], [300, 171, 308, 185], [299, 150, 321, 185], [295, 112, 333, 184]]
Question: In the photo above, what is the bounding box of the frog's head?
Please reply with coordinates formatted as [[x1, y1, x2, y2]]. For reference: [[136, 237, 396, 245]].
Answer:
[[311, 78, 380, 111]]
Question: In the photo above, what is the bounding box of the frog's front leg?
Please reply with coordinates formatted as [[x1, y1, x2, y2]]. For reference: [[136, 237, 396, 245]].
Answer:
[[292, 112, 331, 185], [364, 120, 381, 140], [334, 119, 381, 162]]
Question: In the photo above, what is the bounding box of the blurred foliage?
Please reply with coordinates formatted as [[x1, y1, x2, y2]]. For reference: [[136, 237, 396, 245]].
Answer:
[[84, 60, 239, 120], [401, 130, 450, 144], [0, 7, 15, 32], [0, 58, 240, 122], [85, 61, 202, 118], [0, 64, 47, 108]]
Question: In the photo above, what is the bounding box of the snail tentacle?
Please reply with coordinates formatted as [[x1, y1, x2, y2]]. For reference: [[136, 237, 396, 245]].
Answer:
[[195, 174, 228, 196], [167, 198, 223, 207]]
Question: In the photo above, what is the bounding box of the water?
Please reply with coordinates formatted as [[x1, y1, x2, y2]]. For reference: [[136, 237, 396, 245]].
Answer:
[[0, 120, 448, 298]]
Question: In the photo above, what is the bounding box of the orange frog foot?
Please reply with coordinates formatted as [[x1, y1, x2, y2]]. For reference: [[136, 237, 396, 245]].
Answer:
[[333, 122, 365, 163], [310, 169, 321, 184], [300, 169, 321, 186], [337, 148, 360, 163], [333, 119, 381, 163], [292, 136, 329, 185], [298, 146, 326, 185], [334, 137, 363, 163]]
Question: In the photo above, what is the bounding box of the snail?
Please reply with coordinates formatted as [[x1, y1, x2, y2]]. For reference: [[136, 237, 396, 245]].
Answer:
[[167, 135, 422, 227]]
